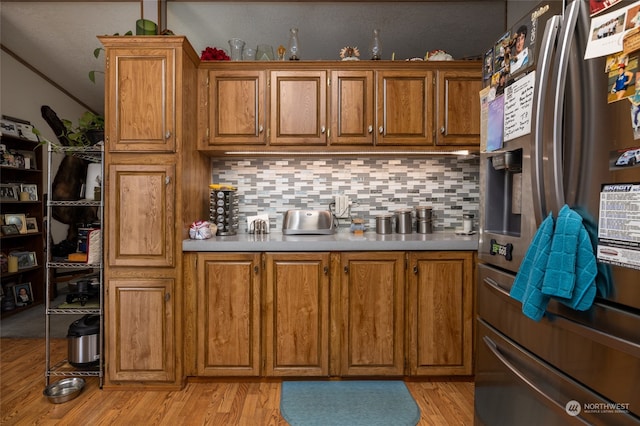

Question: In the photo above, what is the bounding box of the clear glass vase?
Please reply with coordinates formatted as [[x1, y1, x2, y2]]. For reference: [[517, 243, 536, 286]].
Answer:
[[288, 28, 300, 60], [370, 29, 382, 60]]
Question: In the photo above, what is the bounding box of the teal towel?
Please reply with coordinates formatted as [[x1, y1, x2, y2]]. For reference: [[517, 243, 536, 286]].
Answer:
[[510, 205, 599, 321], [542, 205, 597, 310], [510, 212, 554, 321]]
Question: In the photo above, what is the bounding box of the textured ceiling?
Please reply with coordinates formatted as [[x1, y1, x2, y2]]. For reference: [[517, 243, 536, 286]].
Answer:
[[1, 1, 507, 115]]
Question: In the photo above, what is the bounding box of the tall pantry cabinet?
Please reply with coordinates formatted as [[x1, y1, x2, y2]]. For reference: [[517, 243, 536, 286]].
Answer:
[[99, 36, 208, 388]]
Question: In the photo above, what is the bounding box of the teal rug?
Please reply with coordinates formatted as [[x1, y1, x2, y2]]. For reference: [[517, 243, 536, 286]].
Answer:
[[280, 380, 421, 426]]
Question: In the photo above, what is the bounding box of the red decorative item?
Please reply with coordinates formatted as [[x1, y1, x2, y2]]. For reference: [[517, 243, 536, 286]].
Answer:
[[200, 47, 230, 61]]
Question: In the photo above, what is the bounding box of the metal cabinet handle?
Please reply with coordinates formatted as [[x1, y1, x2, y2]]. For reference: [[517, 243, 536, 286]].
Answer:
[[378, 126, 384, 134], [259, 125, 264, 133], [254, 265, 259, 274], [368, 125, 373, 133], [413, 266, 418, 274], [321, 126, 326, 134], [344, 266, 349, 273], [324, 266, 329, 275], [440, 127, 445, 134], [165, 131, 172, 139], [165, 176, 171, 185]]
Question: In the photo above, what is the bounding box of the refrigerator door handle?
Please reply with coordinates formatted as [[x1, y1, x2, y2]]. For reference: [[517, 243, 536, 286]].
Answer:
[[481, 335, 590, 423], [532, 14, 561, 225], [547, 0, 581, 214]]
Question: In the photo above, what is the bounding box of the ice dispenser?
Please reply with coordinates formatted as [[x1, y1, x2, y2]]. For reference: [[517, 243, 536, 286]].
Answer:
[[484, 149, 522, 236]]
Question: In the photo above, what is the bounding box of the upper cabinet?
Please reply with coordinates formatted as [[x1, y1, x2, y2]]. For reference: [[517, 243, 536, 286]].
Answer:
[[329, 70, 375, 145], [435, 69, 482, 146], [197, 61, 481, 154], [376, 70, 433, 146], [105, 48, 175, 152], [202, 69, 266, 146], [270, 70, 328, 146]]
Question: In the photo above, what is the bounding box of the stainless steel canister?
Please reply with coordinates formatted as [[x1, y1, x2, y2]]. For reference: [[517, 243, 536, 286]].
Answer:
[[415, 206, 433, 220], [417, 219, 433, 234], [375, 214, 393, 234], [394, 208, 413, 234]]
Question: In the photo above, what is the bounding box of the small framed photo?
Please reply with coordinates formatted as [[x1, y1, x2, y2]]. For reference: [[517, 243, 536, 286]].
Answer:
[[1, 224, 21, 236], [15, 150, 37, 170], [0, 184, 19, 201], [25, 217, 39, 233], [11, 251, 37, 269], [12, 282, 33, 306], [4, 214, 27, 234], [20, 184, 38, 201]]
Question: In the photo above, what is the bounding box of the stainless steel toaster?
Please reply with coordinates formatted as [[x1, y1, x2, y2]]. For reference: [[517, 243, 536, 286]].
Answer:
[[282, 210, 336, 235]]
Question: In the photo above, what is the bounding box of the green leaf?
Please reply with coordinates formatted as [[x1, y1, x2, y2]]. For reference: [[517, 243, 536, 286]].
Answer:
[[93, 47, 103, 59], [89, 71, 96, 83]]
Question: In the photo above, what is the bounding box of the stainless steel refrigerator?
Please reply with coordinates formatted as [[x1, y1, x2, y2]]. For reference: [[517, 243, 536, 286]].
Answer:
[[475, 0, 640, 424]]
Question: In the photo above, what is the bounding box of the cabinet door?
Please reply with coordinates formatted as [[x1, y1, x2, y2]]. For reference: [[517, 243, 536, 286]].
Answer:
[[206, 70, 266, 146], [264, 252, 330, 376], [339, 252, 405, 376], [376, 71, 434, 146], [107, 278, 175, 382], [270, 71, 327, 145], [106, 48, 175, 152], [408, 251, 474, 375], [107, 163, 175, 267], [329, 70, 375, 145], [196, 253, 261, 376], [436, 69, 482, 146]]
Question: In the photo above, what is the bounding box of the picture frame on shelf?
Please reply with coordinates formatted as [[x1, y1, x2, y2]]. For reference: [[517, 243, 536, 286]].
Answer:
[[20, 184, 38, 201], [11, 250, 37, 269], [12, 282, 33, 306], [25, 217, 39, 233], [3, 214, 27, 234], [1, 224, 21, 236], [15, 150, 37, 170], [0, 184, 19, 201]]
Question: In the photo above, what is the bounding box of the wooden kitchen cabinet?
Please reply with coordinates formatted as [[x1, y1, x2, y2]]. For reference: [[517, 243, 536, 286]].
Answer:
[[264, 252, 330, 376], [195, 253, 261, 376], [202, 70, 266, 146], [101, 36, 208, 388], [269, 70, 328, 145], [435, 69, 482, 146], [408, 251, 474, 375], [107, 162, 175, 267], [104, 47, 175, 152], [329, 70, 375, 145], [376, 70, 434, 146], [107, 278, 175, 382], [338, 252, 405, 376]]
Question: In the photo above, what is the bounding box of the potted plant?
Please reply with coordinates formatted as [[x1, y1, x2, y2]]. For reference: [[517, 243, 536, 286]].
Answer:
[[35, 109, 104, 148], [61, 111, 104, 146]]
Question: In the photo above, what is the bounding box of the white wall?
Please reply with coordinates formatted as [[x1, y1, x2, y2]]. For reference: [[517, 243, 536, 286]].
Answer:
[[1, 50, 92, 243]]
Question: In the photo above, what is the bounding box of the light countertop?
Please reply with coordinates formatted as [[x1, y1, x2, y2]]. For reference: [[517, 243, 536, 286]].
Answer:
[[183, 230, 478, 252]]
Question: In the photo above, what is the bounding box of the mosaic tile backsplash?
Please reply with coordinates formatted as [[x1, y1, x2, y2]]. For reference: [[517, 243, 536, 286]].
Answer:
[[211, 156, 480, 233]]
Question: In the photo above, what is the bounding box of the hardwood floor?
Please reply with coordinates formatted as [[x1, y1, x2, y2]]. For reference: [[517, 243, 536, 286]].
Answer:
[[1, 338, 474, 425]]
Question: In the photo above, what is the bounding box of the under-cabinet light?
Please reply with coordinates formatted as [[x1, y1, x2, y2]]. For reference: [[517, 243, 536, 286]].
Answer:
[[222, 150, 472, 156]]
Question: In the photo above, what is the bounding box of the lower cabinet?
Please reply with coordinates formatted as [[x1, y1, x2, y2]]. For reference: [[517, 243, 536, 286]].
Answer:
[[408, 251, 474, 375], [337, 252, 406, 376], [264, 252, 330, 376], [195, 253, 261, 376], [107, 278, 175, 382], [187, 250, 474, 378]]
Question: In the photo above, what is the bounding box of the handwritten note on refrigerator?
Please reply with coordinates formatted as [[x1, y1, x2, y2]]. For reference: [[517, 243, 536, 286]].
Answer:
[[504, 71, 536, 142]]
